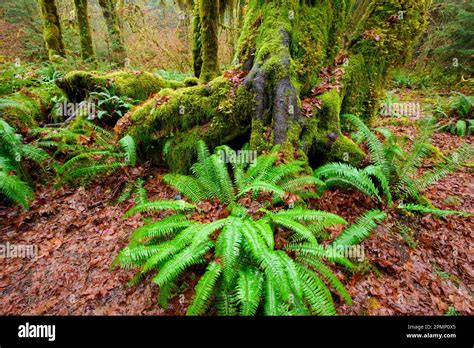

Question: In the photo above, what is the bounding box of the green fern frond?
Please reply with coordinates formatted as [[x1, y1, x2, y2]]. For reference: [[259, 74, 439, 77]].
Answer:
[[285, 243, 353, 269], [297, 255, 352, 305], [333, 209, 387, 246], [123, 200, 195, 219], [297, 265, 336, 316], [343, 114, 388, 176], [130, 217, 195, 242], [186, 262, 222, 316], [118, 135, 137, 166], [163, 174, 207, 203], [271, 215, 318, 244], [236, 267, 264, 316], [314, 162, 380, 200], [0, 171, 34, 209], [398, 203, 472, 217], [272, 208, 347, 225], [215, 221, 243, 285], [236, 180, 285, 198], [152, 240, 213, 287]]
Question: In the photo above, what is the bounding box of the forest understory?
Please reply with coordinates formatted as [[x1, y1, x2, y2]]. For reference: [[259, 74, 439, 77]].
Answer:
[[1, 91, 472, 315], [1, 0, 473, 318]]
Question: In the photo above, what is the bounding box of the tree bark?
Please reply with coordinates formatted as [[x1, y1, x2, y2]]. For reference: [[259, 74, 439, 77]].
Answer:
[[73, 0, 96, 62], [38, 0, 66, 61], [199, 0, 220, 82], [98, 0, 127, 65], [192, 1, 203, 78]]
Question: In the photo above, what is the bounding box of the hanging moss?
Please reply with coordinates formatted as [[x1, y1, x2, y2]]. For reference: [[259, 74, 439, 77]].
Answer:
[[57, 71, 184, 102], [73, 0, 96, 62], [199, 0, 220, 82], [38, 0, 66, 61]]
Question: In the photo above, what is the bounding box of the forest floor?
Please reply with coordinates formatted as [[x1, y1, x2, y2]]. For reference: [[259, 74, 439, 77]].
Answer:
[[0, 91, 473, 316]]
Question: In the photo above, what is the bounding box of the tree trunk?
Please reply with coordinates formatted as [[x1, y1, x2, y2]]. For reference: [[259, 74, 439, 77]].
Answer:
[[192, 1, 203, 78], [98, 0, 127, 65], [62, 0, 430, 173], [73, 0, 96, 62], [199, 0, 220, 82], [38, 0, 66, 61]]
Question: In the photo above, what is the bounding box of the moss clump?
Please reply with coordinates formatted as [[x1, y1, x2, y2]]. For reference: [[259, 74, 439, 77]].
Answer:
[[121, 76, 254, 172], [302, 90, 365, 166], [57, 70, 183, 102]]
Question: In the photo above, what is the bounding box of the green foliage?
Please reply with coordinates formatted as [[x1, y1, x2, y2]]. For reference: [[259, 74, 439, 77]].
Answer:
[[0, 119, 48, 208], [34, 119, 138, 187], [316, 114, 473, 211], [333, 210, 387, 246], [398, 203, 472, 217], [89, 87, 137, 123], [163, 141, 321, 205], [115, 141, 383, 315]]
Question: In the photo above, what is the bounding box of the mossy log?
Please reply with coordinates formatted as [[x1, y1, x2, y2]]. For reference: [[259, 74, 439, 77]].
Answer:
[[72, 0, 430, 172], [56, 71, 186, 102]]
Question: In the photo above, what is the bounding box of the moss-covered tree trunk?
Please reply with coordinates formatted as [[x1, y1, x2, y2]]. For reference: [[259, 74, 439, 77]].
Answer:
[[199, 0, 220, 82], [98, 0, 127, 65], [73, 0, 96, 62], [38, 0, 66, 61], [192, 1, 203, 78], [61, 0, 430, 173]]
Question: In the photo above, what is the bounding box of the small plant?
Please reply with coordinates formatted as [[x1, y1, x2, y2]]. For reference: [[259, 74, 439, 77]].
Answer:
[[0, 119, 49, 208], [115, 141, 387, 315], [438, 92, 474, 137], [89, 87, 136, 124]]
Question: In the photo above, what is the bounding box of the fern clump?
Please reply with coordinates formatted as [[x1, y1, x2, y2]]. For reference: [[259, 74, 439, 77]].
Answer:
[[115, 141, 387, 315], [315, 114, 474, 213], [34, 119, 137, 187], [0, 119, 49, 208]]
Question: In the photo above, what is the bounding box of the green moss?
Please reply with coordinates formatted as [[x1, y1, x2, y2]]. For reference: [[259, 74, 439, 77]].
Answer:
[[58, 70, 183, 102], [121, 75, 255, 172], [199, 0, 220, 82], [38, 0, 66, 61], [74, 0, 96, 62], [342, 0, 430, 122]]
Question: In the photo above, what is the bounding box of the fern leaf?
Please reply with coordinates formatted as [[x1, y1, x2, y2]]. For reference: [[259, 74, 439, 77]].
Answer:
[[333, 210, 387, 246], [186, 262, 222, 315], [123, 200, 195, 219], [236, 267, 263, 316]]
